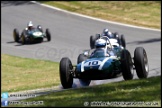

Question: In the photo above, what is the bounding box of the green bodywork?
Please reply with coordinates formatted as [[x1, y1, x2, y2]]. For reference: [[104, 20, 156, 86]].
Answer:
[[76, 47, 122, 79], [27, 29, 45, 39]]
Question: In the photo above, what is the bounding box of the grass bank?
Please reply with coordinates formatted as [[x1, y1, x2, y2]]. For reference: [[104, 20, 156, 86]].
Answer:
[[9, 76, 161, 107], [1, 54, 60, 92]]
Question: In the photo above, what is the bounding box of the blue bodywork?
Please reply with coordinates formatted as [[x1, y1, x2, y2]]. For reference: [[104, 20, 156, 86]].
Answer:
[[75, 48, 121, 80]]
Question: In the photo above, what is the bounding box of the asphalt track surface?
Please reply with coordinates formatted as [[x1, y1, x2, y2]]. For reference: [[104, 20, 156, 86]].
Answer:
[[1, 1, 161, 101]]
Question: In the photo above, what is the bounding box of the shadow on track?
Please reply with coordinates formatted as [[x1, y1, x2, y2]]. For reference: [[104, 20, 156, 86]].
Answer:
[[1, 1, 34, 7], [6, 40, 49, 46], [127, 37, 161, 45], [7, 41, 16, 44]]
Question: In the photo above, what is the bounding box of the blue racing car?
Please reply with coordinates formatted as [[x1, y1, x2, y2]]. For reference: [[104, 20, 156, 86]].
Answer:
[[59, 37, 149, 89], [90, 28, 126, 49]]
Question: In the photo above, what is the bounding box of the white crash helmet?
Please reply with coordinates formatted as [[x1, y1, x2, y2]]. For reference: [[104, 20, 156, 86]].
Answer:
[[27, 21, 33, 27], [95, 38, 107, 48]]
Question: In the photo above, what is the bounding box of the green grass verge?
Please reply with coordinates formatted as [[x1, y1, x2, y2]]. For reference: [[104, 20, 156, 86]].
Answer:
[[38, 1, 161, 29], [1, 54, 60, 92], [9, 76, 161, 107]]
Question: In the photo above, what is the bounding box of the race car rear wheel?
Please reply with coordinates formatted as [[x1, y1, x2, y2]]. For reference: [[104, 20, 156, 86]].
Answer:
[[90, 34, 100, 49], [121, 49, 134, 80], [46, 28, 51, 41], [90, 35, 95, 49], [119, 35, 126, 48], [59, 57, 73, 89], [114, 32, 119, 38], [134, 47, 149, 78], [77, 54, 91, 86], [13, 28, 19, 42]]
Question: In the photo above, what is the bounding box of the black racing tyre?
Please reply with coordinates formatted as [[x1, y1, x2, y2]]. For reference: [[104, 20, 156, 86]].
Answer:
[[46, 28, 51, 41], [121, 49, 134, 80], [134, 47, 149, 78], [37, 25, 43, 32], [59, 57, 73, 89], [90, 35, 95, 49], [118, 35, 126, 48], [21, 34, 26, 45], [114, 32, 119, 38], [13, 28, 19, 42], [77, 54, 91, 86], [21, 30, 26, 45], [77, 54, 87, 64], [120, 34, 126, 48], [90, 34, 100, 49]]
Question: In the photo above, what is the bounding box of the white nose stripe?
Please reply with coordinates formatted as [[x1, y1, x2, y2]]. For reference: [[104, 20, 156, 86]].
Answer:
[[81, 61, 85, 72], [98, 57, 110, 70]]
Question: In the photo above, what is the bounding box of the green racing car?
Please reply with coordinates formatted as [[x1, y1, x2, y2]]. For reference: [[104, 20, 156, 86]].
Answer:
[[13, 25, 51, 44]]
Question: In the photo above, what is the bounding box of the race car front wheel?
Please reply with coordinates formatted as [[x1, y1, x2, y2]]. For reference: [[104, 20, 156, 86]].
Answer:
[[134, 47, 149, 78], [121, 49, 134, 80], [46, 28, 51, 41], [13, 28, 19, 42], [59, 57, 73, 89], [77, 54, 91, 86], [77, 53, 87, 64], [21, 32, 26, 45]]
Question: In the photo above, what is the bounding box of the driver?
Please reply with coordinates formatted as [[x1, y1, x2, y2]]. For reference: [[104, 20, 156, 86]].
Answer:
[[102, 28, 113, 38], [90, 38, 111, 57], [26, 21, 34, 31]]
